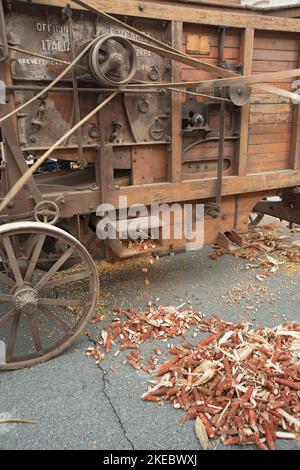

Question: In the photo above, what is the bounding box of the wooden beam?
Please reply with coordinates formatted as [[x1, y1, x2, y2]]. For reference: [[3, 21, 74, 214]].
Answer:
[[7, 169, 300, 218], [238, 28, 254, 176], [20, 1, 300, 33], [103, 170, 300, 207], [169, 21, 183, 183], [272, 7, 300, 18]]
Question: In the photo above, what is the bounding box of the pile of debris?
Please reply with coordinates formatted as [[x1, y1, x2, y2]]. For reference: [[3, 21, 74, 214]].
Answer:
[[142, 316, 300, 450], [86, 303, 300, 450], [87, 304, 205, 371], [127, 239, 157, 251], [211, 227, 300, 276]]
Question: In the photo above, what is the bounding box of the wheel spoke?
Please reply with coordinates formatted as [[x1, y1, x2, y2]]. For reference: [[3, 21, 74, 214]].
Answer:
[[23, 234, 39, 259], [0, 271, 15, 289], [119, 67, 128, 81], [6, 311, 21, 360], [24, 234, 46, 282], [26, 314, 42, 352], [46, 271, 89, 289], [34, 247, 74, 292], [39, 297, 81, 308], [0, 307, 17, 328], [0, 294, 13, 303], [2, 236, 24, 287], [101, 59, 113, 76], [39, 305, 73, 335]]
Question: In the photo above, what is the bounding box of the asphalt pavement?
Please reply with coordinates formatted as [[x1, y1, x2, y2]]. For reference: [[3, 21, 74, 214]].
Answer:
[[1, 222, 300, 450]]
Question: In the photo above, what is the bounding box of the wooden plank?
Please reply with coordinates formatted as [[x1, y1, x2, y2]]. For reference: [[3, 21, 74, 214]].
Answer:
[[250, 103, 291, 114], [184, 145, 234, 160], [289, 35, 300, 170], [183, 46, 240, 60], [252, 83, 294, 92], [254, 33, 299, 51], [251, 93, 290, 104], [248, 142, 290, 154], [249, 123, 291, 134], [273, 7, 300, 19], [132, 147, 154, 185], [238, 28, 253, 176], [252, 60, 297, 73], [103, 170, 300, 208], [253, 49, 298, 62], [248, 161, 289, 173], [169, 21, 183, 183], [250, 113, 291, 125], [182, 58, 240, 70], [249, 133, 290, 144], [248, 152, 289, 163], [28, 1, 300, 33]]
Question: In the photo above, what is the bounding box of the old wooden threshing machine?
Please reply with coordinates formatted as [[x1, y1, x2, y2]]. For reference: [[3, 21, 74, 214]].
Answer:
[[1, 0, 300, 369]]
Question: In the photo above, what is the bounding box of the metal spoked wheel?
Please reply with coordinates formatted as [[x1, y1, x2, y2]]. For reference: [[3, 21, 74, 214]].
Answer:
[[89, 35, 137, 86], [249, 211, 264, 227], [0, 222, 99, 370], [34, 200, 60, 225]]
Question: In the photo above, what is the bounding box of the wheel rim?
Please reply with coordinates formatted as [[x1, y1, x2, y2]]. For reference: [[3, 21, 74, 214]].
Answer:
[[0, 222, 99, 369]]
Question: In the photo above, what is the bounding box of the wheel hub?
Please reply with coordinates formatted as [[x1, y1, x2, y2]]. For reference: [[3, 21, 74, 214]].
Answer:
[[13, 287, 39, 314]]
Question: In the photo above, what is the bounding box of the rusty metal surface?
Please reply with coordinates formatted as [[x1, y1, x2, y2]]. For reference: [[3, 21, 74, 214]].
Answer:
[[3, 2, 171, 153], [254, 192, 300, 225]]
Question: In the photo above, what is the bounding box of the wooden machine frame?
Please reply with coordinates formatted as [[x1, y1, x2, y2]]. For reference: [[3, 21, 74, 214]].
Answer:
[[1, 0, 300, 368]]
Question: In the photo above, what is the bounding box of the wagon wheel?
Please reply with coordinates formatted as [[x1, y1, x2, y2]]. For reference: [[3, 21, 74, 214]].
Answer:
[[0, 222, 99, 370], [249, 211, 264, 227]]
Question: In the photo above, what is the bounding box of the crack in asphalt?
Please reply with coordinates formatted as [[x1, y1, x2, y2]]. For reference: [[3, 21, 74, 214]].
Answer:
[[85, 333, 135, 450], [98, 363, 135, 450]]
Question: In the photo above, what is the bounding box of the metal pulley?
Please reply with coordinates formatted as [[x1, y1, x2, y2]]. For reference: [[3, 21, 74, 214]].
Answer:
[[227, 85, 251, 106], [88, 35, 137, 86]]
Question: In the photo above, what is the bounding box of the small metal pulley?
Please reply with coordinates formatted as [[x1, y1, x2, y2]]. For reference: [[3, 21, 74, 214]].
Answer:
[[227, 85, 251, 106]]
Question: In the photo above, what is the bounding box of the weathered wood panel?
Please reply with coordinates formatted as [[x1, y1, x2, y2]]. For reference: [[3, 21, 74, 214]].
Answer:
[[247, 30, 300, 173], [28, 1, 300, 33]]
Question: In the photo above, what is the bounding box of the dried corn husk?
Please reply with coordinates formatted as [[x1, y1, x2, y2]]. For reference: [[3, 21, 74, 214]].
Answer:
[[195, 416, 210, 450]]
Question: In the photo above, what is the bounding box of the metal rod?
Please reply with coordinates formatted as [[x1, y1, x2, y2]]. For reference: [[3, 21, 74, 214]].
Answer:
[[218, 27, 226, 68], [216, 93, 226, 208], [68, 12, 86, 168], [5, 85, 160, 94], [170, 87, 230, 102]]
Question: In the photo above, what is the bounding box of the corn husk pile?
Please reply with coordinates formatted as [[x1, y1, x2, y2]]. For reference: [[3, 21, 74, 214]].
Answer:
[[127, 239, 157, 251], [212, 227, 300, 275], [142, 316, 300, 450], [87, 304, 205, 371]]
